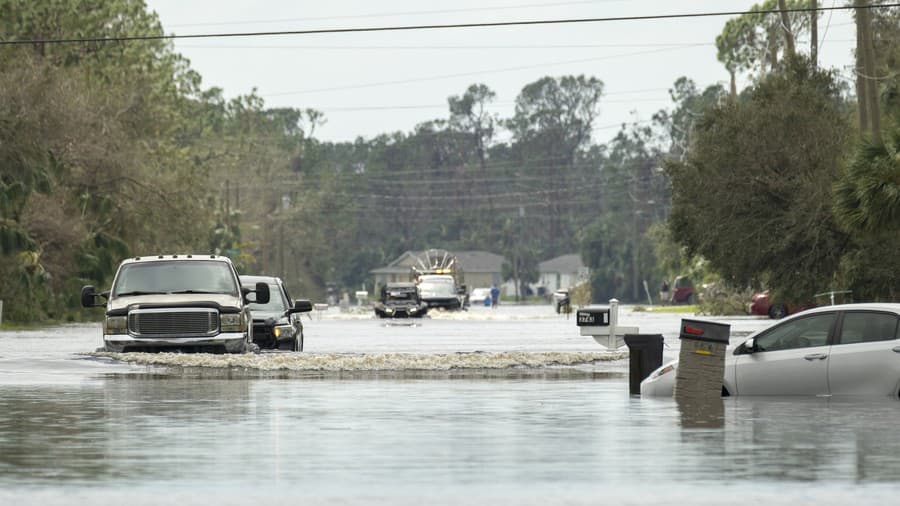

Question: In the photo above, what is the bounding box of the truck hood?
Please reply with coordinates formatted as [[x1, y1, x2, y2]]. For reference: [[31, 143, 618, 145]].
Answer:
[[106, 293, 243, 315], [249, 310, 287, 323]]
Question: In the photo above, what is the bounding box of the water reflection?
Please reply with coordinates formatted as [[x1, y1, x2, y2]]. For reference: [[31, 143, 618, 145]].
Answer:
[[676, 394, 725, 429], [0, 387, 110, 482], [2, 374, 900, 500], [724, 397, 900, 482]]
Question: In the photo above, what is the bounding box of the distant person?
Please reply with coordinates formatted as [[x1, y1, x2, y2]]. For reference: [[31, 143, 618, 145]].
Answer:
[[660, 278, 670, 305], [490, 284, 500, 309]]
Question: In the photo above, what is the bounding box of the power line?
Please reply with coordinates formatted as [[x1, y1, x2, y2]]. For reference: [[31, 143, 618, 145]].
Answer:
[[2, 4, 896, 46], [315, 97, 668, 113], [263, 47, 695, 97], [176, 42, 711, 50], [165, 0, 629, 29]]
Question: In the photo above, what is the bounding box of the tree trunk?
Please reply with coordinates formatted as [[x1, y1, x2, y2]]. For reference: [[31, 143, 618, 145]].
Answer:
[[855, 2, 869, 133], [729, 68, 737, 100], [777, 0, 797, 60], [810, 0, 818, 67], [858, 0, 883, 145]]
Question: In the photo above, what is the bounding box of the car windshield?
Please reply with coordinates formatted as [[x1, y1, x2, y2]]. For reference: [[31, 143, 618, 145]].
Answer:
[[418, 281, 456, 297], [385, 287, 417, 301], [113, 261, 238, 296], [243, 282, 288, 312]]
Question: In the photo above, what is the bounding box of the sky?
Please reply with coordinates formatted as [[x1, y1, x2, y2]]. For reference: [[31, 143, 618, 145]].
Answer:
[[144, 0, 859, 145]]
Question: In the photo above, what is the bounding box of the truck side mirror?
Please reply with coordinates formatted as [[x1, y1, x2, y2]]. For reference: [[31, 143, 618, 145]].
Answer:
[[254, 282, 270, 305], [288, 299, 313, 314], [81, 285, 105, 308]]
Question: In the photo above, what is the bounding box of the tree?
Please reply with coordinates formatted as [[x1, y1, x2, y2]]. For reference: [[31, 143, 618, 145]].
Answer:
[[653, 77, 727, 160], [716, 0, 814, 96], [666, 61, 850, 301]]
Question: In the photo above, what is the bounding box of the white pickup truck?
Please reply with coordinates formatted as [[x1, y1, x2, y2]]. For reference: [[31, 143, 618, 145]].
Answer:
[[81, 254, 269, 353]]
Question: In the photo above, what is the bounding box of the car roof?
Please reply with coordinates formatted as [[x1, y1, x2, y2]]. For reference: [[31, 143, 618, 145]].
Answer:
[[777, 303, 900, 322], [801, 302, 899, 313], [386, 282, 416, 288], [119, 254, 233, 265]]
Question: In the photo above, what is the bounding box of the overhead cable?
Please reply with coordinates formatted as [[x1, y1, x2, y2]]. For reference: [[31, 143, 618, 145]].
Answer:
[[1, 4, 896, 46]]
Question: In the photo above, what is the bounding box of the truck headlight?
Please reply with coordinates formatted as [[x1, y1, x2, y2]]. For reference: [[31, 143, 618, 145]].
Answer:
[[385, 308, 394, 314], [104, 316, 127, 335], [273, 325, 294, 338], [220, 313, 244, 332], [409, 307, 418, 313]]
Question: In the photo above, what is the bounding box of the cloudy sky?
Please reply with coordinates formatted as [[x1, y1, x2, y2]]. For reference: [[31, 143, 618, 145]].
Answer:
[[144, 0, 858, 144]]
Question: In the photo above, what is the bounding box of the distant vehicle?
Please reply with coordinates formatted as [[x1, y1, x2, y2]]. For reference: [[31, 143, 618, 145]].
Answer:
[[241, 275, 312, 351], [417, 274, 464, 311], [374, 282, 428, 318], [641, 303, 900, 397], [81, 255, 269, 353], [411, 249, 466, 311], [671, 275, 695, 304], [469, 287, 492, 306], [750, 290, 849, 319], [750, 291, 795, 319]]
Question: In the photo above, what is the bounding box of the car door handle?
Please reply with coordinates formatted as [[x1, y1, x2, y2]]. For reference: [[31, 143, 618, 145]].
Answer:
[[804, 353, 828, 361], [893, 347, 900, 354]]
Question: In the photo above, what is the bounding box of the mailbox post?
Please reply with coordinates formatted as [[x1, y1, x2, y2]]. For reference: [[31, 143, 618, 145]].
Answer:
[[673, 318, 731, 399]]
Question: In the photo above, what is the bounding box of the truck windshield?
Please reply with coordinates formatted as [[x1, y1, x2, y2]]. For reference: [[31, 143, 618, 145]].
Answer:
[[243, 282, 288, 312], [113, 261, 238, 297], [418, 281, 456, 297]]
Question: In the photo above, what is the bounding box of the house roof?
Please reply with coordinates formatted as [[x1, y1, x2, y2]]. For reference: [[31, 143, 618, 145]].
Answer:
[[538, 254, 586, 274], [371, 250, 505, 275]]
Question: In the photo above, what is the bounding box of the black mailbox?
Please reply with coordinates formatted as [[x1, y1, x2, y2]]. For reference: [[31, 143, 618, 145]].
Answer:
[[576, 306, 610, 327], [678, 319, 730, 344]]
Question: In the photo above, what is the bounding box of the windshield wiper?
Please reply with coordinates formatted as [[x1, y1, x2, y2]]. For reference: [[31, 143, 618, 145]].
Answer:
[[168, 289, 222, 294], [116, 291, 168, 297]]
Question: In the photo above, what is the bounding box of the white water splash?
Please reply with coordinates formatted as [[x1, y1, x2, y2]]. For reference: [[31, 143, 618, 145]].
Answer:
[[88, 350, 625, 371]]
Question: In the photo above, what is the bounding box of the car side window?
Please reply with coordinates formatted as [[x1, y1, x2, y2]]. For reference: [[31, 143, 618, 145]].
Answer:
[[838, 312, 899, 345], [754, 313, 835, 352]]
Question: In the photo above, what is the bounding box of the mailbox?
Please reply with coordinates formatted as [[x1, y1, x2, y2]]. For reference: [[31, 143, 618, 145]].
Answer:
[[577, 306, 610, 327], [674, 318, 731, 400], [576, 299, 637, 349], [678, 319, 730, 344]]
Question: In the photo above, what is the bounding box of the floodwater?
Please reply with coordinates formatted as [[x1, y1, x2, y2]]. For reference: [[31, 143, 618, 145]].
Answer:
[[1, 305, 899, 505]]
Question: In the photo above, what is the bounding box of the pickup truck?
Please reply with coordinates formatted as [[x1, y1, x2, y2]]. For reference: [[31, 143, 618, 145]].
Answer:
[[81, 254, 269, 353]]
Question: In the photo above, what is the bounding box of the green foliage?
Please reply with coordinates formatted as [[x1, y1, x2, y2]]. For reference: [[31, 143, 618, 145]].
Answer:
[[834, 121, 900, 233], [667, 61, 851, 302], [716, 0, 813, 84]]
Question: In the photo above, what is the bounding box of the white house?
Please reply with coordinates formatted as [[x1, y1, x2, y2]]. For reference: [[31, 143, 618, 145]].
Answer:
[[537, 254, 589, 293]]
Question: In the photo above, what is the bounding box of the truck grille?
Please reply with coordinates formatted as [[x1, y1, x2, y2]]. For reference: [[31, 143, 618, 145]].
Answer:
[[128, 308, 219, 337]]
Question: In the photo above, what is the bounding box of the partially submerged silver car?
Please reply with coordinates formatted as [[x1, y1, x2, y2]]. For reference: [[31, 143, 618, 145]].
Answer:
[[642, 304, 900, 397], [81, 255, 269, 353]]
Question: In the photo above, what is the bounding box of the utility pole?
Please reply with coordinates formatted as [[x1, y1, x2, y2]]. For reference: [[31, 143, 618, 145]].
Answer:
[[280, 221, 285, 280]]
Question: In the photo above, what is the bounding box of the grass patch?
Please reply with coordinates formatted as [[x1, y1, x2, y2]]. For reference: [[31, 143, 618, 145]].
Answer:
[[638, 304, 699, 314]]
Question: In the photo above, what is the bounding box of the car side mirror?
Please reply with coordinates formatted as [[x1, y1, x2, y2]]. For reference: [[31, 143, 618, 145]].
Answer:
[[287, 299, 313, 314], [744, 338, 756, 354]]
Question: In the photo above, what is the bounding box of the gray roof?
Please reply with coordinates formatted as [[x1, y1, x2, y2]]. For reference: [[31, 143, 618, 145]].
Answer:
[[371, 250, 505, 275], [538, 254, 586, 274]]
